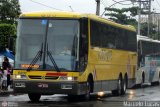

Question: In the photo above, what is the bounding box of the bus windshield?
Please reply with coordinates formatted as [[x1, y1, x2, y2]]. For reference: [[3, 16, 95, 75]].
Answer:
[[15, 19, 80, 71]]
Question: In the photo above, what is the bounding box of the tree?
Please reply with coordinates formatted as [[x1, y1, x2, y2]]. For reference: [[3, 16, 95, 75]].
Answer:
[[140, 22, 158, 39], [0, 0, 21, 52], [105, 7, 138, 28], [105, 7, 159, 39], [0, 24, 16, 51], [0, 0, 21, 24]]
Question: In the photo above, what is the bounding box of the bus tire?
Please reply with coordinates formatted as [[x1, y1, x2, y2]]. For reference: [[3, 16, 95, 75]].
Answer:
[[28, 93, 41, 102], [82, 76, 93, 100], [159, 72, 160, 85], [121, 75, 127, 95], [156, 72, 160, 85], [151, 72, 160, 86], [67, 76, 93, 101], [141, 72, 145, 87], [67, 95, 78, 101], [112, 76, 122, 96]]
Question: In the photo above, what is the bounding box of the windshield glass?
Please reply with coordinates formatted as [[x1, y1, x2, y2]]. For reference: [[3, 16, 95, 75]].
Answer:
[[46, 20, 79, 71], [15, 19, 79, 71]]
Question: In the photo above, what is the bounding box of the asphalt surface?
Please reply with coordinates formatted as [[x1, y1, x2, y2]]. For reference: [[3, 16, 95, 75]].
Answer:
[[0, 85, 160, 107]]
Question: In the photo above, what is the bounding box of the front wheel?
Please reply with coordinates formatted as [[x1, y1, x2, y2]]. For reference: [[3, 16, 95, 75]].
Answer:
[[67, 77, 93, 101], [28, 93, 41, 102], [83, 80, 91, 100], [67, 81, 91, 101]]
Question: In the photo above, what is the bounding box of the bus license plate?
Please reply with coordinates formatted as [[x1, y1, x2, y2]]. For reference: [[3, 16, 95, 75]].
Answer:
[[38, 83, 48, 88]]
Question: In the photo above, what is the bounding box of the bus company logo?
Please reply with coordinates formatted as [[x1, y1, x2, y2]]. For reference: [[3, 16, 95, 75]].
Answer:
[[98, 50, 112, 61]]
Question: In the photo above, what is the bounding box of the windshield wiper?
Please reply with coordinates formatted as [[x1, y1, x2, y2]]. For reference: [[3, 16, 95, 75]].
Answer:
[[27, 43, 43, 71], [47, 44, 60, 72]]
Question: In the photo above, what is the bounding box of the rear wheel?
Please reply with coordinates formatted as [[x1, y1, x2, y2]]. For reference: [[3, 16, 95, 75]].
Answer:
[[151, 72, 160, 86], [121, 75, 127, 95], [28, 93, 41, 102], [157, 72, 160, 85], [159, 72, 160, 85], [141, 72, 145, 86], [112, 76, 122, 96]]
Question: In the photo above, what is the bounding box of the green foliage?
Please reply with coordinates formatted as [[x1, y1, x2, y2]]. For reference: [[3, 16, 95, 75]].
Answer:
[[0, 0, 21, 52], [140, 22, 148, 36], [140, 22, 158, 39], [0, 24, 16, 51], [104, 7, 160, 39], [0, 0, 21, 24], [105, 7, 138, 28]]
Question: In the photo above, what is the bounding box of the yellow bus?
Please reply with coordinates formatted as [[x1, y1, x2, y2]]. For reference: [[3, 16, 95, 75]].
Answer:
[[13, 11, 137, 101]]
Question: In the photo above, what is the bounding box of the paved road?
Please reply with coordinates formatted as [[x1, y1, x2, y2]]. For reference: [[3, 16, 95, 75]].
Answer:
[[0, 85, 160, 107]]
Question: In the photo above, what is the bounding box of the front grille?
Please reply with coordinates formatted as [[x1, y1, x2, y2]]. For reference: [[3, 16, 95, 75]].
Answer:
[[45, 76, 59, 80], [28, 76, 59, 80], [29, 76, 41, 79]]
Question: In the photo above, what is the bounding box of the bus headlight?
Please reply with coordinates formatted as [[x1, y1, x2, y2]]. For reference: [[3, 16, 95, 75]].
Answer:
[[59, 76, 77, 81], [67, 77, 73, 81], [13, 75, 27, 79]]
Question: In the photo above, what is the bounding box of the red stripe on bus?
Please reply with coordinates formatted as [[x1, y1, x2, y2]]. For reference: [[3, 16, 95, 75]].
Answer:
[[46, 72, 67, 76]]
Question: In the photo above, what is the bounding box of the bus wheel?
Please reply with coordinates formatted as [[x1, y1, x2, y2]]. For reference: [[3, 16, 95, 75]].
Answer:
[[67, 78, 92, 101], [121, 75, 127, 95], [28, 93, 41, 102], [141, 72, 145, 86], [151, 72, 160, 86], [112, 76, 122, 96], [81, 77, 92, 100], [159, 72, 160, 85]]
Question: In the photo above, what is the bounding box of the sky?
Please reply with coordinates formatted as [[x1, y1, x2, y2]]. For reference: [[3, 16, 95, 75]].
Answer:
[[19, 0, 160, 17]]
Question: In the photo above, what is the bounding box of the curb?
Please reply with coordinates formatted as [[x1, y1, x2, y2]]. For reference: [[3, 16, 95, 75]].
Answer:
[[0, 88, 13, 96], [0, 91, 13, 96]]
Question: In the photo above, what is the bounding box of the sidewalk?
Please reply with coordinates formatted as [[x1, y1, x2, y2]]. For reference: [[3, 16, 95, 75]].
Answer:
[[0, 86, 13, 95]]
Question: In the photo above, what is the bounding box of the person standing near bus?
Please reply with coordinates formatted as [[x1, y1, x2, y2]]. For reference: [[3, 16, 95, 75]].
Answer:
[[2, 57, 11, 89]]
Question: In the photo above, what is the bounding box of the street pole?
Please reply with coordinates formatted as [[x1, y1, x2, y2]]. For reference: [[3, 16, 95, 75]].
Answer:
[[138, 0, 141, 35], [147, 0, 151, 37], [96, 0, 100, 16], [158, 19, 160, 40]]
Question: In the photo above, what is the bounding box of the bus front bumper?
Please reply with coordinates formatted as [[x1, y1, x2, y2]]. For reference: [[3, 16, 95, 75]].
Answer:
[[13, 80, 87, 95]]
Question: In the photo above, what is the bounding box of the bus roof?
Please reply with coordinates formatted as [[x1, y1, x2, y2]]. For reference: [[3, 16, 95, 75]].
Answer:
[[20, 11, 136, 32], [137, 35, 160, 43]]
